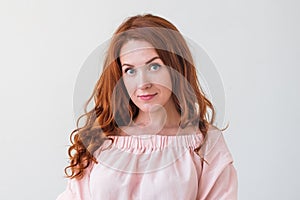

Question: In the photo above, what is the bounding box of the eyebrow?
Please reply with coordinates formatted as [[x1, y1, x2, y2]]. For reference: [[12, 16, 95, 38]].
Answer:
[[121, 56, 160, 68]]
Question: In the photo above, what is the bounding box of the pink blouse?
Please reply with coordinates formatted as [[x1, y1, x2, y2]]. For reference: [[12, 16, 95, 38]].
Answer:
[[56, 125, 238, 200]]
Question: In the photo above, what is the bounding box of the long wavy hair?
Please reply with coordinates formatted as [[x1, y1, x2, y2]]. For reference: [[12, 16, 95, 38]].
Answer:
[[64, 14, 228, 180]]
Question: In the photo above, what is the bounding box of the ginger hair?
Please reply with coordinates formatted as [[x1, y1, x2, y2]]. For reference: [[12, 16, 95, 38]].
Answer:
[[64, 14, 228, 179]]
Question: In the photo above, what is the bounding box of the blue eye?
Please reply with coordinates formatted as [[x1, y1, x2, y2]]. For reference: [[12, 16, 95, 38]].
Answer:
[[149, 63, 161, 71], [124, 68, 136, 75]]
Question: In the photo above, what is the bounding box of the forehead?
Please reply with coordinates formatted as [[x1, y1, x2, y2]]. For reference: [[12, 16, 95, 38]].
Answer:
[[119, 40, 159, 66]]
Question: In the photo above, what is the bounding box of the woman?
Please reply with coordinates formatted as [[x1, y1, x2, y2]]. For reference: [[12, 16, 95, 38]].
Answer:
[[57, 14, 238, 200]]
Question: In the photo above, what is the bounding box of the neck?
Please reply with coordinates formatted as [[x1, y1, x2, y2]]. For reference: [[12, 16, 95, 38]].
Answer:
[[133, 103, 181, 134]]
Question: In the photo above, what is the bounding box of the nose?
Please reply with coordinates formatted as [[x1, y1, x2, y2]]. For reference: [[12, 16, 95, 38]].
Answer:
[[136, 68, 152, 90]]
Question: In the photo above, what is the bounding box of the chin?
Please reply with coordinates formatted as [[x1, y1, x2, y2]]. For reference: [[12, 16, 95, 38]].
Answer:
[[139, 104, 165, 113]]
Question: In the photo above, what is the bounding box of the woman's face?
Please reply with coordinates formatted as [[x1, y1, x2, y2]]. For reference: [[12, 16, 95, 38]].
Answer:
[[119, 40, 174, 113]]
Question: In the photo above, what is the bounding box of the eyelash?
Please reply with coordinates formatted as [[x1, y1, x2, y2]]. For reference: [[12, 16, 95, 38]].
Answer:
[[123, 63, 161, 75], [124, 68, 132, 73], [149, 63, 161, 70]]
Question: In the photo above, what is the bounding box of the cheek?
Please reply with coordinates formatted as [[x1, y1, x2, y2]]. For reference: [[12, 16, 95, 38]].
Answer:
[[153, 71, 172, 91], [161, 86, 172, 99], [123, 78, 136, 97]]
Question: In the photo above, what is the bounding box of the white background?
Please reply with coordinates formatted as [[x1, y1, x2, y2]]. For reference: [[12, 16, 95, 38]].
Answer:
[[1, 0, 299, 199]]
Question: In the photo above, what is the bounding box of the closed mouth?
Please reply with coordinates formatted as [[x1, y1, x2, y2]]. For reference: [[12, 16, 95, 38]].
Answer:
[[137, 93, 158, 100], [138, 93, 157, 97]]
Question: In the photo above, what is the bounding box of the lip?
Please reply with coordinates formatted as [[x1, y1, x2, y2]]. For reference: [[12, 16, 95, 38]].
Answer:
[[138, 93, 157, 100]]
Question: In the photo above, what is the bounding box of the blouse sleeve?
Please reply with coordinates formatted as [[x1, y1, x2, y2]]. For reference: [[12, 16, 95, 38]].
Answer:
[[56, 154, 100, 200], [196, 127, 238, 200], [56, 144, 105, 200], [56, 167, 93, 200], [56, 178, 81, 200]]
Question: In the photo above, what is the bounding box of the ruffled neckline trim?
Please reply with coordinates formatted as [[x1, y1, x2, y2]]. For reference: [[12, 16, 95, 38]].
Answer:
[[105, 133, 204, 151]]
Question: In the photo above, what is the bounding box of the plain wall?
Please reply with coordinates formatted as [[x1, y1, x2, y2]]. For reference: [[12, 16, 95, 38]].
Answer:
[[0, 0, 299, 199]]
